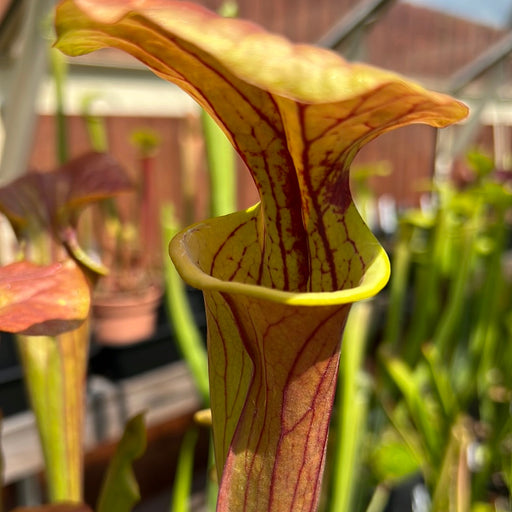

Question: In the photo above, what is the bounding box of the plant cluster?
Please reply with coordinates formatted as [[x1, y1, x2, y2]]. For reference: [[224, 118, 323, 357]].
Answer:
[[7, 2, 510, 512], [366, 150, 512, 511]]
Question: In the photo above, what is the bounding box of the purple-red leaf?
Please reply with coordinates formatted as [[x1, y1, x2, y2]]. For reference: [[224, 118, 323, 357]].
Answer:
[[59, 151, 133, 212], [0, 152, 132, 274], [0, 152, 131, 232]]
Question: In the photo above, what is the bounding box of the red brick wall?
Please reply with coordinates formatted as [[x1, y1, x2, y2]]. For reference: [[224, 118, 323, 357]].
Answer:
[[27, 0, 502, 250]]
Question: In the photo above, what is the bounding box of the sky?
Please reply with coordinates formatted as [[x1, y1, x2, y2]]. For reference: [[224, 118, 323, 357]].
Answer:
[[404, 0, 512, 28]]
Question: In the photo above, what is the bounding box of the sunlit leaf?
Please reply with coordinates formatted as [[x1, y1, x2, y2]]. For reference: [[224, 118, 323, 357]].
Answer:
[[0, 260, 90, 335], [466, 149, 494, 178], [382, 354, 443, 470], [54, 2, 468, 511], [371, 430, 420, 483], [96, 414, 147, 512], [422, 344, 458, 422]]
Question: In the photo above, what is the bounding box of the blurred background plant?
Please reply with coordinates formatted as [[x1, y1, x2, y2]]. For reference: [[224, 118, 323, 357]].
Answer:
[[162, 143, 512, 512], [0, 44, 136, 508], [317, 149, 512, 512], [2, 0, 512, 510], [80, 93, 165, 346]]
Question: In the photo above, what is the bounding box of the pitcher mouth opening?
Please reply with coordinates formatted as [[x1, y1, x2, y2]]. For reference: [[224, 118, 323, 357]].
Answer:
[[169, 206, 390, 307]]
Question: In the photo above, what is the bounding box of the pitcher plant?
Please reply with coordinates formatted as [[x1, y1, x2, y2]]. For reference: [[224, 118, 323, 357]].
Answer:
[[54, 2, 467, 510], [0, 152, 131, 502]]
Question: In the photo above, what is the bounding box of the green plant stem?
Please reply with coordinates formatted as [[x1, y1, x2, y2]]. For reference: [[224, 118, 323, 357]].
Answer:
[[97, 413, 146, 512], [422, 344, 457, 423], [383, 354, 441, 471], [161, 204, 210, 404], [206, 0, 239, 226], [170, 427, 199, 512], [329, 301, 371, 512], [383, 222, 412, 350], [16, 321, 90, 502], [49, 47, 68, 165], [81, 95, 109, 152], [405, 210, 446, 362], [464, 209, 508, 500], [162, 206, 217, 509], [433, 209, 478, 360], [364, 485, 390, 512], [206, 436, 218, 511], [431, 415, 471, 512], [469, 208, 506, 384], [201, 110, 236, 218]]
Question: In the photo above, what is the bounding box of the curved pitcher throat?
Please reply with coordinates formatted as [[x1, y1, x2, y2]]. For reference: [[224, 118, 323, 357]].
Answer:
[[53, 5, 468, 510], [170, 202, 390, 301], [170, 203, 389, 511]]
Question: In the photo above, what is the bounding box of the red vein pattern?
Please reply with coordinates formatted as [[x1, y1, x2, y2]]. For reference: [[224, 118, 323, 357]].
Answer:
[[212, 293, 349, 511], [55, 2, 468, 511], [176, 208, 383, 512]]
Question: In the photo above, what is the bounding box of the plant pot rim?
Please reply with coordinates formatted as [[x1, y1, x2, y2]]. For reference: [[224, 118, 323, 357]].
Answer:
[[91, 285, 163, 345], [92, 284, 163, 307]]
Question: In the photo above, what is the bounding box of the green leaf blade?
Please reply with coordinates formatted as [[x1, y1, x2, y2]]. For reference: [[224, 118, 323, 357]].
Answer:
[[96, 413, 147, 512]]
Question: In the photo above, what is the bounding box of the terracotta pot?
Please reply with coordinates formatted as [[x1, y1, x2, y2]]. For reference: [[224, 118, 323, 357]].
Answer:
[[92, 285, 163, 346]]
